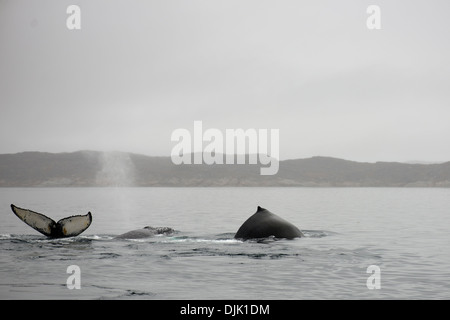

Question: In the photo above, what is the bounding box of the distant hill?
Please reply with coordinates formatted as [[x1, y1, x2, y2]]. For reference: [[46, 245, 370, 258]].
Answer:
[[0, 151, 449, 187]]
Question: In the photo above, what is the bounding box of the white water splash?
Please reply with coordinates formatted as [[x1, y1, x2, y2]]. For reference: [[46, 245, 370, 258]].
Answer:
[[94, 152, 138, 228], [96, 151, 135, 187]]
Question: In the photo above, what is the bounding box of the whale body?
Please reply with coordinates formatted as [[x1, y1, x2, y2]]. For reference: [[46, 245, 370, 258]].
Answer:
[[234, 206, 303, 240], [115, 226, 174, 239], [10, 204, 301, 241]]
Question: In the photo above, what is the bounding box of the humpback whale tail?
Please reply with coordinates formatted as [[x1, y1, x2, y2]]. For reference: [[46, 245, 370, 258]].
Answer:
[[10, 204, 92, 238]]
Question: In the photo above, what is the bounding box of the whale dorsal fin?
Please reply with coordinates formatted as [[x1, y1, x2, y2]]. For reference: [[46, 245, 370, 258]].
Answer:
[[235, 206, 303, 240]]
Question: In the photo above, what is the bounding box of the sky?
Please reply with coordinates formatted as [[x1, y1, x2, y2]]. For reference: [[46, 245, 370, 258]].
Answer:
[[1, 0, 449, 163]]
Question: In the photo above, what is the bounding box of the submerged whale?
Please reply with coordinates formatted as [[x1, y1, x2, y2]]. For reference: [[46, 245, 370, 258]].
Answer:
[[234, 206, 303, 240], [115, 226, 175, 239], [10, 204, 92, 238]]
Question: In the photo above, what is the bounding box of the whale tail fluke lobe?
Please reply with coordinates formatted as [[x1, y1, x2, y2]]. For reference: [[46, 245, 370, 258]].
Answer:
[[56, 213, 93, 237], [10, 204, 92, 238]]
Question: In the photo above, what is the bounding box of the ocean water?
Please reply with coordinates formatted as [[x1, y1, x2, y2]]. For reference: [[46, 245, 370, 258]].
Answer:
[[0, 187, 449, 300]]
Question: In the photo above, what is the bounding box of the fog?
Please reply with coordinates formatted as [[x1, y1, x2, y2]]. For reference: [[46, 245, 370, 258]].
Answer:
[[1, 0, 449, 163]]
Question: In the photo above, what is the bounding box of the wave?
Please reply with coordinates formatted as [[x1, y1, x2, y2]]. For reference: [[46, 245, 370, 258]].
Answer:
[[302, 229, 337, 238], [0, 230, 333, 245]]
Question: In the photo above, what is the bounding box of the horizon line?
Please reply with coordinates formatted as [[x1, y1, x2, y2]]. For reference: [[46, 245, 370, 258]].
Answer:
[[1, 149, 448, 165]]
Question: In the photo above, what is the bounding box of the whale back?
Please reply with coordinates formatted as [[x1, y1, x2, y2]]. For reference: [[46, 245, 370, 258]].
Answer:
[[115, 226, 175, 239], [234, 206, 303, 240]]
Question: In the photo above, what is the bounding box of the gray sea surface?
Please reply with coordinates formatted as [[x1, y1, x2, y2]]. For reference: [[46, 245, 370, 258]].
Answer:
[[1, 187, 449, 299]]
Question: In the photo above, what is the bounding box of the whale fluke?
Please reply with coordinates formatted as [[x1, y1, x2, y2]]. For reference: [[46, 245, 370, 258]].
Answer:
[[10, 204, 92, 238], [234, 206, 303, 240]]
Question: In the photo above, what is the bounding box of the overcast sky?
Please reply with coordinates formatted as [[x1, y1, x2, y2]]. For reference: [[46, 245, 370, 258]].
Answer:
[[1, 0, 449, 162]]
